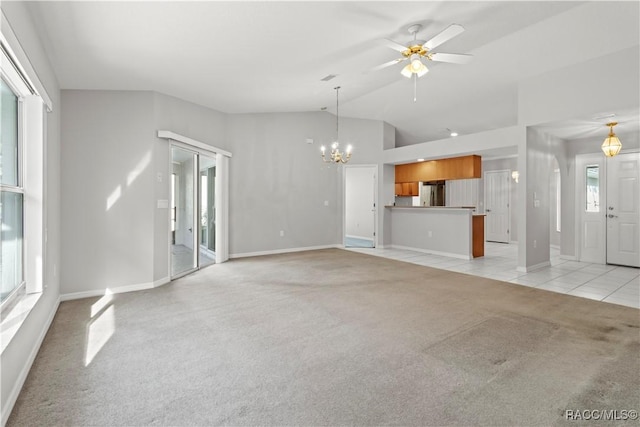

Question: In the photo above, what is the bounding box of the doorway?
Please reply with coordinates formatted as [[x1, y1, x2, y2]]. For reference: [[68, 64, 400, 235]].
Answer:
[[576, 152, 639, 267], [171, 147, 217, 278], [484, 170, 510, 243], [344, 165, 376, 248]]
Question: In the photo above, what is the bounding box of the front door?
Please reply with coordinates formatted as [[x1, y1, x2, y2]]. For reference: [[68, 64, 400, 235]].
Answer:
[[606, 152, 640, 267], [484, 170, 510, 243]]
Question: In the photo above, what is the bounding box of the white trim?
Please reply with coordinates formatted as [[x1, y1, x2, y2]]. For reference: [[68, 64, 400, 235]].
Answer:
[[516, 260, 551, 273], [560, 254, 577, 261], [154, 277, 171, 288], [0, 11, 53, 112], [1, 296, 60, 427], [391, 244, 472, 260], [345, 234, 375, 241], [158, 130, 232, 158], [230, 244, 340, 259]]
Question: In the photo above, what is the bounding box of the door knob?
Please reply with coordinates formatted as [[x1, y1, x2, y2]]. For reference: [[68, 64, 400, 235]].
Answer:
[[486, 209, 491, 212], [608, 206, 614, 210], [608, 214, 618, 218]]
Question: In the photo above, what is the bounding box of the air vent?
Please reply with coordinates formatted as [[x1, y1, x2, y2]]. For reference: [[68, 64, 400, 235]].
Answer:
[[320, 74, 337, 81]]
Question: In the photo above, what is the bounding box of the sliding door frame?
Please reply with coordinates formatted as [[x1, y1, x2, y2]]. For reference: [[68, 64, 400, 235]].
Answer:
[[160, 131, 232, 280]]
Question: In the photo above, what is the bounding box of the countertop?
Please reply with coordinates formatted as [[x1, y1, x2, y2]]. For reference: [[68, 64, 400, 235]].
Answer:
[[385, 206, 485, 216]]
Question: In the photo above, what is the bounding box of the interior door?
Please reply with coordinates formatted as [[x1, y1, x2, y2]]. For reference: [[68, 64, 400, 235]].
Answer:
[[606, 152, 640, 267], [484, 170, 510, 243], [345, 166, 376, 248]]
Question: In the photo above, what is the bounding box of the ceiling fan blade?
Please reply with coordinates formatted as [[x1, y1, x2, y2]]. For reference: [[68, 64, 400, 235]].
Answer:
[[367, 58, 406, 73], [383, 38, 408, 53], [430, 52, 473, 64], [424, 24, 465, 50]]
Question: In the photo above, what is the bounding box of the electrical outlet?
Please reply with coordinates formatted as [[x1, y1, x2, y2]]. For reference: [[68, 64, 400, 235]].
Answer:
[[280, 230, 284, 237]]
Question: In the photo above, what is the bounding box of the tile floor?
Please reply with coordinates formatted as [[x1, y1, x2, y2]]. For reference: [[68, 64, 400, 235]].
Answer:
[[346, 242, 640, 309]]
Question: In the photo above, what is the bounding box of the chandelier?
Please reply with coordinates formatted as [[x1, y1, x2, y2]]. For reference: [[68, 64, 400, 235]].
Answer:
[[601, 121, 622, 157], [321, 86, 352, 163]]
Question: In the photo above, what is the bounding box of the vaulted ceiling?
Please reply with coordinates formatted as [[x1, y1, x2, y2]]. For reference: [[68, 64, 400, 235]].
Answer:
[[26, 1, 640, 146]]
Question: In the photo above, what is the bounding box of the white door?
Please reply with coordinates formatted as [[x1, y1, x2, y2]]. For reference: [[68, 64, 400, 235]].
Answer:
[[606, 152, 640, 267], [576, 154, 606, 263], [345, 166, 376, 248], [484, 170, 510, 243]]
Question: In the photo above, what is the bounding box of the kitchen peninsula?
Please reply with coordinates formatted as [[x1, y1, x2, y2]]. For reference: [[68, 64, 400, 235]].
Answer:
[[385, 206, 485, 259]]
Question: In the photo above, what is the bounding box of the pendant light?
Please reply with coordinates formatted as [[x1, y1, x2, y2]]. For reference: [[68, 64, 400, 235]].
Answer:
[[321, 86, 352, 163], [601, 121, 622, 157]]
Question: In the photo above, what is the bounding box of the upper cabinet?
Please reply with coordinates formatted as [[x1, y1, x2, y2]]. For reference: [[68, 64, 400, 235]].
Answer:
[[395, 155, 481, 182], [395, 182, 419, 196]]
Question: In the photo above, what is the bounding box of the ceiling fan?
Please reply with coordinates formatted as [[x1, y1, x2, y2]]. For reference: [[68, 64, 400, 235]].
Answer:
[[373, 23, 473, 100]]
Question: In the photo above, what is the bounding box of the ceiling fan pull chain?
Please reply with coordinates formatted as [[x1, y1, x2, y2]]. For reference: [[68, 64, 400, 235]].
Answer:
[[413, 73, 418, 102]]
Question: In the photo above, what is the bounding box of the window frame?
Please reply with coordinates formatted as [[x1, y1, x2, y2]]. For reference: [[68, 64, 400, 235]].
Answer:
[[0, 72, 27, 311], [0, 38, 45, 315]]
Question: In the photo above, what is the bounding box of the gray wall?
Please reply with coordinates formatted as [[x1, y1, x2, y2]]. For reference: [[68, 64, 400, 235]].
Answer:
[[516, 44, 639, 270], [225, 111, 341, 255], [61, 91, 156, 294], [1, 1, 61, 420], [59, 91, 390, 290]]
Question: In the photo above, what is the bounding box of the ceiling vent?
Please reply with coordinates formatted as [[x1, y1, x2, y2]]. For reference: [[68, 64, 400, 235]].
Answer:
[[320, 74, 337, 81]]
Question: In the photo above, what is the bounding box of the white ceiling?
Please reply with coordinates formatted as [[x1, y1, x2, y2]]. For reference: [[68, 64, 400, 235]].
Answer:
[[26, 1, 640, 146]]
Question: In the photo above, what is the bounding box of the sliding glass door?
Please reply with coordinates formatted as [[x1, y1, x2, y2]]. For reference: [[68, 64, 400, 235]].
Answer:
[[170, 147, 217, 278], [171, 147, 197, 277]]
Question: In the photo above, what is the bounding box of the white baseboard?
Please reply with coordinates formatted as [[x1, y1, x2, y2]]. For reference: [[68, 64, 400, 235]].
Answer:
[[2, 296, 60, 427], [391, 244, 472, 260], [560, 254, 577, 261], [517, 260, 551, 273], [230, 244, 340, 259], [60, 277, 170, 302]]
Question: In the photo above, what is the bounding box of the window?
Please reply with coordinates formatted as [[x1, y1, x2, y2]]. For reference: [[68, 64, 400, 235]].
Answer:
[[585, 165, 599, 212], [0, 37, 47, 315], [1, 77, 24, 305]]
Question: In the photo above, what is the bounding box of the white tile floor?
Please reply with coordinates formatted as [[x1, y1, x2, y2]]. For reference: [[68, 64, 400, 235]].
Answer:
[[346, 242, 640, 309]]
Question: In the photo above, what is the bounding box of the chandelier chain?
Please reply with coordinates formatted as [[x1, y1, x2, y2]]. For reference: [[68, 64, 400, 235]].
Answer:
[[335, 86, 340, 141]]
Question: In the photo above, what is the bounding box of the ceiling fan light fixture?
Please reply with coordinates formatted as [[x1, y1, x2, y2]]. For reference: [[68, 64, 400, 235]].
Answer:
[[602, 121, 622, 157], [410, 54, 422, 72], [416, 63, 429, 77], [401, 64, 413, 78]]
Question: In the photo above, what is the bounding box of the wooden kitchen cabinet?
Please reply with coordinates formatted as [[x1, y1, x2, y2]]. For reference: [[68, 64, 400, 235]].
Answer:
[[395, 155, 481, 183], [395, 182, 419, 196]]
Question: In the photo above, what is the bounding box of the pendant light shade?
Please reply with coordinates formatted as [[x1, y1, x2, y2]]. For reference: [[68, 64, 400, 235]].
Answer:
[[602, 122, 622, 157]]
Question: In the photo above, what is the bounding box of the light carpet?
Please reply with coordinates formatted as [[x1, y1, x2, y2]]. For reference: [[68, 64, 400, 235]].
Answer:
[[8, 249, 640, 426]]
